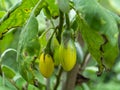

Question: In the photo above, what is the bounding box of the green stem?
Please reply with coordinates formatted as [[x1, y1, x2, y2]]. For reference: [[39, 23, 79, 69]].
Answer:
[[39, 27, 55, 39], [54, 67, 63, 90], [65, 14, 70, 29], [44, 27, 57, 54], [57, 10, 64, 43], [50, 18, 55, 28]]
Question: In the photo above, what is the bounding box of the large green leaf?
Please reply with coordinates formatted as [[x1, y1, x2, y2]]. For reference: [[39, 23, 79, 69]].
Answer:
[[17, 15, 40, 82], [74, 0, 119, 74], [0, 0, 39, 37], [99, 0, 120, 15], [77, 16, 104, 74], [16, 0, 46, 83], [18, 15, 40, 58]]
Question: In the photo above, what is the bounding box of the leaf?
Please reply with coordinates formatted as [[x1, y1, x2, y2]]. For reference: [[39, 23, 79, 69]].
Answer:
[[28, 84, 39, 90], [99, 0, 120, 15], [0, 0, 39, 35], [0, 11, 6, 18], [74, 0, 119, 74], [1, 65, 15, 79], [0, 32, 14, 54], [0, 76, 17, 90], [45, 0, 59, 18], [0, 49, 18, 72], [17, 15, 40, 59], [57, 0, 70, 13], [17, 14, 40, 82], [0, 86, 12, 90], [77, 16, 104, 74], [15, 76, 26, 90], [75, 41, 83, 64], [19, 60, 35, 83]]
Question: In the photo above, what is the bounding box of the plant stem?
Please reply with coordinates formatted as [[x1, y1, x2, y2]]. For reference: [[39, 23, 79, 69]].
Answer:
[[63, 63, 79, 90], [44, 27, 57, 54], [57, 10, 64, 43], [54, 67, 63, 90], [46, 78, 50, 90], [79, 52, 91, 73], [65, 14, 70, 29]]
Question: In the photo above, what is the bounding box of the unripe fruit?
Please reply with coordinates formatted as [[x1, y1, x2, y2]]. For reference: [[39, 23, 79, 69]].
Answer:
[[51, 36, 61, 65], [39, 53, 54, 78], [60, 40, 76, 71], [53, 47, 61, 65]]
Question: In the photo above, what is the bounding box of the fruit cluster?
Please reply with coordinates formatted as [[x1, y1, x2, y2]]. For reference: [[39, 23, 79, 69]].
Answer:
[[39, 29, 77, 78]]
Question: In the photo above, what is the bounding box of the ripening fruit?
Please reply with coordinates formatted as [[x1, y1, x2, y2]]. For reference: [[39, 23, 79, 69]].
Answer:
[[50, 36, 61, 65], [53, 47, 61, 65], [60, 40, 76, 71], [39, 53, 54, 78]]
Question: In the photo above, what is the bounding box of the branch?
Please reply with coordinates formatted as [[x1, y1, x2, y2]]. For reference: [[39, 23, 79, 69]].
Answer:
[[46, 78, 50, 90], [79, 52, 91, 73], [57, 10, 64, 43], [63, 63, 79, 90], [65, 14, 70, 29], [54, 67, 63, 90]]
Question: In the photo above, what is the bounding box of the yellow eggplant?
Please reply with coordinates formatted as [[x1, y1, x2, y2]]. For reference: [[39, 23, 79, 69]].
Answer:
[[39, 53, 54, 78]]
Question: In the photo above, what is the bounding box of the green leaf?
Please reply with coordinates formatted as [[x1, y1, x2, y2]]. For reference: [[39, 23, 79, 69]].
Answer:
[[77, 17, 104, 74], [15, 76, 26, 90], [0, 76, 17, 90], [0, 0, 39, 35], [19, 60, 35, 83], [0, 32, 14, 54], [43, 7, 51, 19], [17, 15, 39, 59], [17, 15, 40, 82], [74, 0, 119, 74], [1, 65, 15, 79], [33, 70, 46, 89], [58, 0, 70, 13], [0, 49, 18, 72], [0, 11, 6, 18], [0, 86, 12, 90], [28, 84, 39, 90], [45, 0, 59, 18], [99, 0, 120, 15], [75, 41, 83, 64]]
